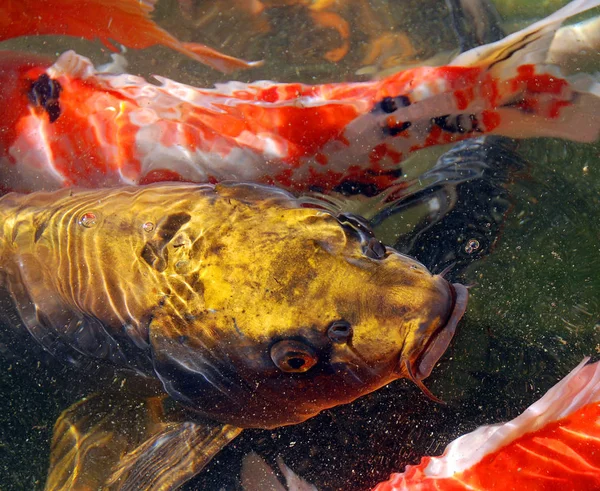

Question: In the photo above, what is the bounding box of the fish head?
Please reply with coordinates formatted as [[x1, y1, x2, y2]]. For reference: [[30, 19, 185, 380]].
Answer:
[[148, 183, 468, 428]]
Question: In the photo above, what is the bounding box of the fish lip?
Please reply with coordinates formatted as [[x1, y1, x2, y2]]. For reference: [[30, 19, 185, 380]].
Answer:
[[412, 282, 469, 381]]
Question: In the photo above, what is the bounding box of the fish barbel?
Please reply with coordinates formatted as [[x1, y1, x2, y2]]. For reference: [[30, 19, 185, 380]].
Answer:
[[0, 0, 598, 193]]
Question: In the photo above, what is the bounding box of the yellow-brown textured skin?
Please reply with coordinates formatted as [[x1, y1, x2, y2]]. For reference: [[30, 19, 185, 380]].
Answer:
[[0, 182, 458, 428]]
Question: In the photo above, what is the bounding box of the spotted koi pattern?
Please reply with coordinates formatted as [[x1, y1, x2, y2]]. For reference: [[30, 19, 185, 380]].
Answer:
[[0, 0, 598, 193]]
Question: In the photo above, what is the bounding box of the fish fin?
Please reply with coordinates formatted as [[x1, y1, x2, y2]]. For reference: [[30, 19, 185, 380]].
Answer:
[[241, 452, 318, 491], [547, 16, 600, 72], [451, 0, 600, 143], [276, 457, 319, 491], [46, 392, 165, 490], [46, 390, 242, 490], [107, 420, 242, 490], [0, 0, 259, 73], [241, 452, 288, 491], [380, 358, 600, 490], [451, 0, 600, 69], [179, 42, 264, 73], [97, 0, 263, 73]]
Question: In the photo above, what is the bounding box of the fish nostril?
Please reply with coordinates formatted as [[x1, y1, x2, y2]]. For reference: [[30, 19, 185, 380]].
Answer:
[[327, 320, 353, 343]]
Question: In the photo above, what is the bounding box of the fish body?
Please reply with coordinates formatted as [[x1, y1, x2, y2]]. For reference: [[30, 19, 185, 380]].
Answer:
[[0, 182, 467, 487], [0, 0, 259, 72], [0, 0, 598, 194], [374, 358, 600, 491]]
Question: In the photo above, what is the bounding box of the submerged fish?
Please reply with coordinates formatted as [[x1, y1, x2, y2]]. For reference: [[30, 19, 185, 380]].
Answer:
[[375, 135, 527, 279], [0, 182, 467, 489], [0, 0, 598, 193], [241, 358, 600, 491], [374, 357, 600, 491], [0, 0, 259, 73]]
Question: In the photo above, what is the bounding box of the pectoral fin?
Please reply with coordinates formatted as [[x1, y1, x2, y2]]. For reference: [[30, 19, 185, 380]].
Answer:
[[107, 419, 242, 490], [45, 391, 242, 490]]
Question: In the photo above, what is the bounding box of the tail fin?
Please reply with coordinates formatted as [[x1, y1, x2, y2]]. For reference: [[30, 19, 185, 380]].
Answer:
[[452, 0, 600, 143], [451, 0, 600, 70], [0, 0, 261, 73]]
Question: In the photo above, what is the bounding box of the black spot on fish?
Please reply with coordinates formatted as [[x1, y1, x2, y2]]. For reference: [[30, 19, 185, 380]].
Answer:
[[397, 95, 411, 108], [28, 74, 62, 123], [141, 242, 167, 272], [156, 213, 191, 243], [141, 213, 191, 272], [372, 95, 411, 114], [432, 114, 480, 134], [378, 97, 397, 113], [383, 121, 412, 137]]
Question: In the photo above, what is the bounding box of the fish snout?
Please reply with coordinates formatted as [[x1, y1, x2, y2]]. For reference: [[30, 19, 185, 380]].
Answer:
[[412, 280, 468, 379], [394, 273, 468, 398]]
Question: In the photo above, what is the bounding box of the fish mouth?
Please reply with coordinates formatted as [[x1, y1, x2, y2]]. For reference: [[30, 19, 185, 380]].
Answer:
[[403, 282, 469, 402]]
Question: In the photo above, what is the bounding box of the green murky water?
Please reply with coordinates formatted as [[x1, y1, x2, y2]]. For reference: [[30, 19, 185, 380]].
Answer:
[[0, 1, 598, 489]]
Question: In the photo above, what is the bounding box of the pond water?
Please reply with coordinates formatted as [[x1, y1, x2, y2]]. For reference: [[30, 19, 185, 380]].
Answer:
[[0, 0, 598, 490]]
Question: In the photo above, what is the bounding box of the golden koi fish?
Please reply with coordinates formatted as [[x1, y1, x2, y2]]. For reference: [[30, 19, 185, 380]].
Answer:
[[0, 182, 467, 489]]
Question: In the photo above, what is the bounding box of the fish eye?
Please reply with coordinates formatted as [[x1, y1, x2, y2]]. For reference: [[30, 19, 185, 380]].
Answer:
[[270, 340, 318, 373], [364, 237, 386, 259], [327, 320, 352, 343]]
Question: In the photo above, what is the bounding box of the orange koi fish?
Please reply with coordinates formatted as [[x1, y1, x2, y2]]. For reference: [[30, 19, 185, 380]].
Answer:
[[374, 357, 600, 491], [0, 0, 259, 72], [0, 0, 598, 193]]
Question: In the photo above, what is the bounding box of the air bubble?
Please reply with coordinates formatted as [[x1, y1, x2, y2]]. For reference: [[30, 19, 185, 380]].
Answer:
[[142, 221, 155, 233], [79, 212, 97, 228], [464, 239, 480, 254]]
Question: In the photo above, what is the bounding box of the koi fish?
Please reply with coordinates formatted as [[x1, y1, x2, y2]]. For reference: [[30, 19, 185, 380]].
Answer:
[[374, 357, 600, 491], [0, 0, 259, 72], [0, 0, 598, 194], [241, 358, 600, 491], [0, 182, 468, 489]]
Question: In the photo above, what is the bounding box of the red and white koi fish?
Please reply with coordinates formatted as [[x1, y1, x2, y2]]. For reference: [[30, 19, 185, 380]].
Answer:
[[241, 358, 600, 491], [375, 357, 600, 491], [0, 0, 598, 194], [0, 0, 259, 72]]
